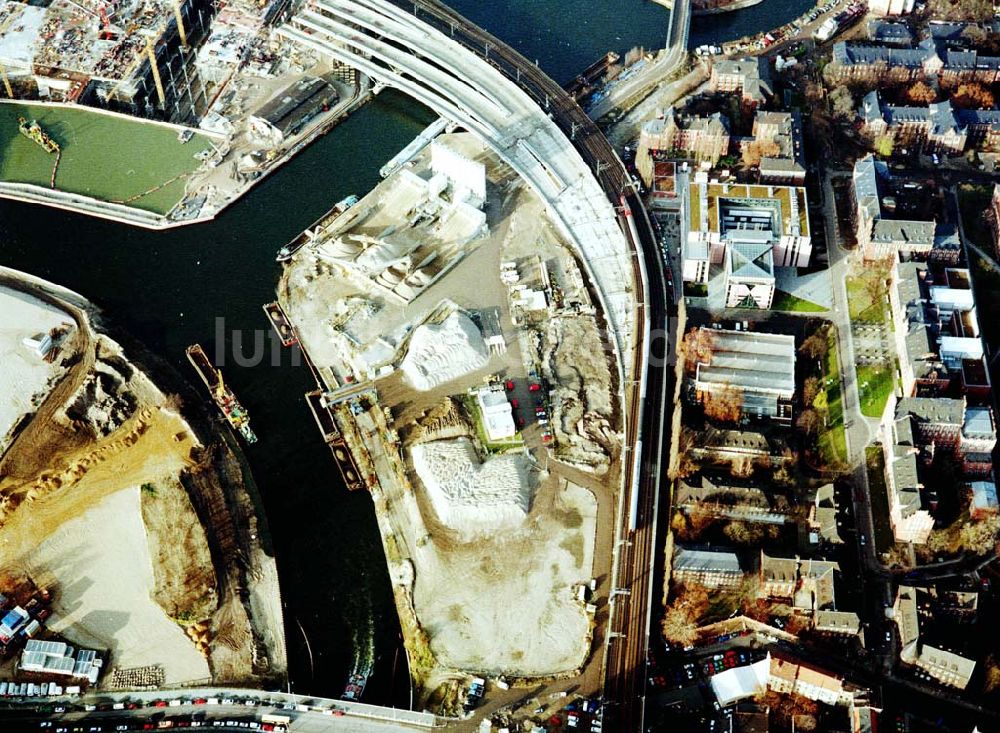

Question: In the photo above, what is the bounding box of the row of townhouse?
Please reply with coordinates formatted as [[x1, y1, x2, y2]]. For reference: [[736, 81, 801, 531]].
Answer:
[[829, 38, 1000, 84], [859, 91, 1000, 154]]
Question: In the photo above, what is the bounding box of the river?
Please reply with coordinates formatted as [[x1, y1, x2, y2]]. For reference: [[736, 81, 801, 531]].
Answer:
[[0, 0, 814, 705]]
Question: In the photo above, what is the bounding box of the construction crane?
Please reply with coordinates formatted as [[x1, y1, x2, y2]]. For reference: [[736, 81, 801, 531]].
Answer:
[[173, 0, 188, 48], [103, 0, 189, 109], [145, 37, 166, 106]]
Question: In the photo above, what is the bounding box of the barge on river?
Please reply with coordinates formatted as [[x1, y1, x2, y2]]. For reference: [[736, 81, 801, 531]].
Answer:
[[186, 343, 258, 444]]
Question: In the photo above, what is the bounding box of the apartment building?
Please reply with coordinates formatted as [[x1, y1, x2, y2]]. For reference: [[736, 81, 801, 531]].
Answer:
[[852, 156, 938, 261], [860, 92, 1000, 155], [889, 261, 988, 397], [751, 110, 806, 184], [673, 546, 746, 590], [830, 39, 1000, 84], [710, 57, 773, 106], [882, 415, 934, 544]]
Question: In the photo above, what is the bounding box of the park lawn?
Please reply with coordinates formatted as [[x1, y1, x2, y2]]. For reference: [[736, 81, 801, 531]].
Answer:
[[846, 275, 886, 325], [857, 362, 896, 418], [865, 446, 895, 555], [0, 102, 213, 214], [817, 327, 847, 466], [771, 289, 826, 313]]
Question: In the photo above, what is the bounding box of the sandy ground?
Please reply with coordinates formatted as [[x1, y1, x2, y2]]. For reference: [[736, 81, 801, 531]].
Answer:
[[0, 287, 72, 451], [0, 271, 285, 689], [411, 478, 597, 676], [25, 487, 211, 685]]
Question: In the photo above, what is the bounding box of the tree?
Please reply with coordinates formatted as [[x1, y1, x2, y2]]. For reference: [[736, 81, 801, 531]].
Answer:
[[799, 329, 828, 360], [928, 0, 993, 21], [905, 81, 936, 105], [864, 261, 892, 311], [672, 427, 701, 480], [796, 408, 821, 436], [984, 653, 1000, 694], [661, 583, 711, 645], [681, 328, 715, 373], [961, 24, 989, 46], [829, 86, 855, 120], [813, 389, 829, 413], [723, 521, 779, 545], [759, 690, 820, 731], [873, 134, 894, 158], [741, 139, 782, 168], [703, 384, 744, 423], [952, 82, 995, 109], [802, 376, 821, 406]]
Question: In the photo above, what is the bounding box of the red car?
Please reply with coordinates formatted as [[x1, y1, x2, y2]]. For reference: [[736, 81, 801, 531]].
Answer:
[[153, 701, 167, 707], [529, 383, 542, 392], [505, 380, 515, 391], [511, 398, 519, 408], [193, 698, 207, 705]]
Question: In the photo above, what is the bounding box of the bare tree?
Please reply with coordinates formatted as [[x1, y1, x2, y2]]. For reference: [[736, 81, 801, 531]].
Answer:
[[742, 139, 782, 168], [661, 582, 711, 645], [802, 376, 821, 406], [681, 328, 715, 373], [703, 384, 744, 423], [799, 328, 829, 361], [796, 408, 821, 436], [829, 87, 856, 120], [928, 0, 993, 21]]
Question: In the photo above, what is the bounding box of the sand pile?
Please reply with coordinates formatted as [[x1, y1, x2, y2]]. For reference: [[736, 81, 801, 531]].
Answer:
[[411, 438, 531, 538], [400, 312, 488, 391], [0, 289, 71, 451]]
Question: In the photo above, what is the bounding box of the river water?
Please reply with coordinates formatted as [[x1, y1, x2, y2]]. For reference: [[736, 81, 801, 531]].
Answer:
[[0, 0, 812, 704]]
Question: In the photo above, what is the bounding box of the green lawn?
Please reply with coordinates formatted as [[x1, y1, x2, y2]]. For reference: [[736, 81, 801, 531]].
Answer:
[[857, 362, 896, 418], [683, 281, 708, 298], [817, 327, 847, 466], [771, 289, 826, 313], [0, 102, 213, 214], [846, 275, 886, 325]]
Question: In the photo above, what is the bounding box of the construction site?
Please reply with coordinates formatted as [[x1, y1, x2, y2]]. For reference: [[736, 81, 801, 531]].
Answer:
[[277, 130, 621, 711], [0, 268, 286, 689], [0, 0, 365, 225]]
